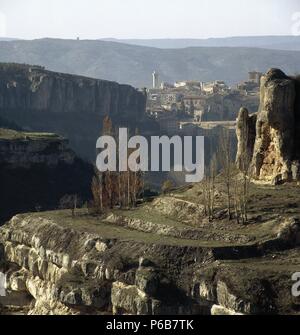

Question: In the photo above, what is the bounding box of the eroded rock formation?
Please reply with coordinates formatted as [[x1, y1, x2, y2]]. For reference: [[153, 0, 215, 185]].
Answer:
[[0, 63, 146, 159], [236, 107, 257, 170], [0, 214, 205, 315], [0, 129, 75, 168], [0, 210, 299, 315], [0, 128, 93, 222], [236, 69, 300, 184]]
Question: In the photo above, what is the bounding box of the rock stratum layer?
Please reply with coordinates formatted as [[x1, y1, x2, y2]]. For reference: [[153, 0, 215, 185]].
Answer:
[[0, 63, 146, 159], [236, 68, 300, 184], [0, 128, 93, 222], [0, 203, 300, 315]]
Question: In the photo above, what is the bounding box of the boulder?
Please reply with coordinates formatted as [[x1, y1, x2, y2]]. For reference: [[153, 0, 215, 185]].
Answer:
[[111, 281, 151, 315], [216, 280, 251, 314], [211, 304, 244, 315], [135, 267, 159, 297]]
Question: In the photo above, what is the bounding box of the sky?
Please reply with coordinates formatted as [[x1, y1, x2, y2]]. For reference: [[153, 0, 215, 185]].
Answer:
[[0, 0, 299, 39]]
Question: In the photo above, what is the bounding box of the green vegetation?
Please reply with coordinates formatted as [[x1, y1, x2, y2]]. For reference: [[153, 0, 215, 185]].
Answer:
[[27, 210, 225, 247], [0, 128, 63, 141]]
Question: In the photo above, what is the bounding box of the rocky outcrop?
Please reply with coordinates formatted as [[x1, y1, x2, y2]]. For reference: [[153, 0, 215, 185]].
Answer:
[[236, 107, 257, 170], [236, 69, 300, 184], [0, 63, 146, 159], [0, 128, 74, 168], [0, 211, 299, 315], [151, 197, 204, 223], [0, 214, 207, 315], [0, 128, 93, 222]]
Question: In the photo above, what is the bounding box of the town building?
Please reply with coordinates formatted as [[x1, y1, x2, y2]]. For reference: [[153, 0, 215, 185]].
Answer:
[[160, 92, 183, 105], [248, 71, 263, 84], [183, 95, 206, 110], [201, 81, 229, 95], [160, 82, 174, 90], [152, 71, 159, 89], [237, 72, 262, 95], [174, 81, 201, 90]]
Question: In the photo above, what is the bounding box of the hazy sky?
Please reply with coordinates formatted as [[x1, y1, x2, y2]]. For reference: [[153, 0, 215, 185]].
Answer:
[[0, 0, 299, 39]]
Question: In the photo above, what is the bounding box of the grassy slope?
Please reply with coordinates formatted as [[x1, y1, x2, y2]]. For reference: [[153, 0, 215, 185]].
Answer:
[[0, 128, 63, 141], [25, 181, 300, 249]]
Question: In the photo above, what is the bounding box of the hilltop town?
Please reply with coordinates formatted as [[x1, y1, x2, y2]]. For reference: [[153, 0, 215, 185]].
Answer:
[[145, 71, 261, 135]]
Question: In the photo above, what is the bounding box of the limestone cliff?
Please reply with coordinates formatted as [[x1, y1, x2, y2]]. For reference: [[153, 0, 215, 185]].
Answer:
[[236, 107, 257, 170], [0, 128, 93, 222], [0, 213, 206, 315], [0, 209, 299, 315], [0, 128, 74, 168], [236, 69, 300, 184], [0, 63, 146, 159]]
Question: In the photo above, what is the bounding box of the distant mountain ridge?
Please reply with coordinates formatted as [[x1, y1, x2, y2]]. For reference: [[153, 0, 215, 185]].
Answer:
[[0, 38, 299, 88], [3, 35, 300, 50], [101, 36, 300, 51], [0, 37, 19, 41]]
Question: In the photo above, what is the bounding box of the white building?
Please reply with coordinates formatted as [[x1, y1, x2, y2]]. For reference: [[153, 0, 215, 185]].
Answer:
[[152, 71, 159, 89], [201, 81, 229, 95], [160, 82, 174, 90], [174, 81, 201, 89]]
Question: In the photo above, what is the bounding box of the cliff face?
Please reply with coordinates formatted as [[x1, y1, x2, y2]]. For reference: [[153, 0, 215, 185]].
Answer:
[[0, 129, 74, 168], [0, 213, 206, 315], [0, 208, 299, 315], [0, 128, 93, 222], [236, 69, 300, 184], [0, 63, 146, 159], [236, 107, 257, 170]]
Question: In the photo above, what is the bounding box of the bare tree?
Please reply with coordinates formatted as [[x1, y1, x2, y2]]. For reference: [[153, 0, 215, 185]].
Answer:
[[202, 154, 217, 221], [59, 194, 81, 217], [233, 180, 239, 224], [233, 172, 242, 224], [94, 116, 121, 211], [218, 128, 234, 220], [102, 116, 115, 209], [91, 172, 104, 214], [130, 128, 145, 207], [238, 115, 252, 224], [202, 176, 209, 217], [209, 153, 218, 218], [92, 117, 145, 212]]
